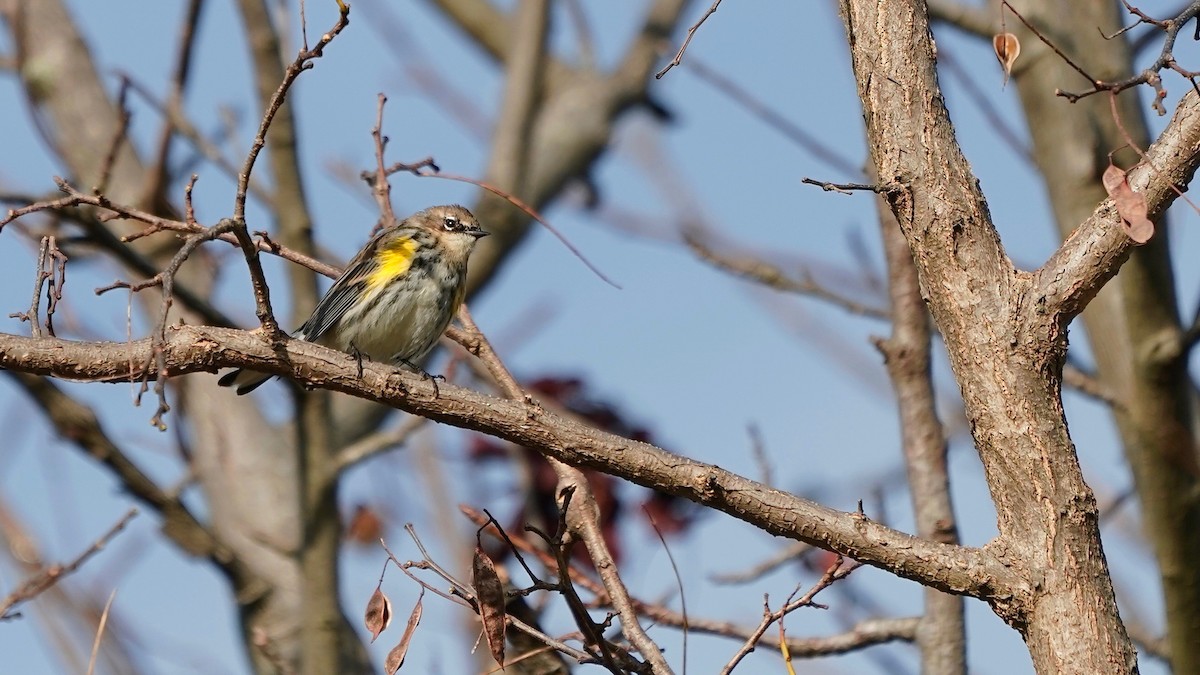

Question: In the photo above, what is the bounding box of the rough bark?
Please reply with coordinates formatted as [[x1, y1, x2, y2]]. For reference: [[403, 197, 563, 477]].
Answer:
[[993, 2, 1200, 671], [876, 191, 965, 673], [837, 0, 1200, 670]]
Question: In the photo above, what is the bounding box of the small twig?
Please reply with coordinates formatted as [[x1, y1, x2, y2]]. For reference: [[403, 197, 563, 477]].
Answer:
[[478, 509, 542, 586], [746, 422, 773, 488], [1000, 1, 1096, 87], [230, 0, 351, 335], [541, 490, 631, 675], [683, 227, 888, 319], [143, 0, 208, 206], [85, 589, 118, 675], [369, 93, 398, 227], [234, 1, 350, 221], [777, 611, 795, 675], [113, 219, 238, 430], [412, 169, 621, 289], [1063, 362, 1123, 408], [452, 306, 666, 674], [0, 509, 138, 621], [332, 414, 428, 473], [10, 236, 68, 338], [384, 529, 599, 666], [687, 58, 862, 178], [645, 506, 688, 674], [656, 0, 724, 79], [1001, 0, 1200, 114], [466, 504, 916, 656], [710, 541, 814, 585], [719, 556, 862, 674], [11, 237, 48, 338], [43, 239, 67, 337], [562, 0, 596, 69], [800, 177, 889, 193], [95, 78, 133, 197], [3, 178, 338, 279]]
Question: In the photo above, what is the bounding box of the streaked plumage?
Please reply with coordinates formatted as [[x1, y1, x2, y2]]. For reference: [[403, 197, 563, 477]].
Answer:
[[218, 204, 488, 394]]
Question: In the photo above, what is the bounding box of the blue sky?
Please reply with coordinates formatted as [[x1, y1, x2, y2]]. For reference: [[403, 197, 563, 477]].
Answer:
[[1, 1, 1196, 673]]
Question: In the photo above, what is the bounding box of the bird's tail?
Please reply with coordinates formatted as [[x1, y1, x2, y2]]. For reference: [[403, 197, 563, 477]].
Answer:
[[216, 368, 272, 395]]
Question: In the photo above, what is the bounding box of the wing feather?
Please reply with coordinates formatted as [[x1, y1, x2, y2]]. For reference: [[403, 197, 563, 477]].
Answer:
[[297, 228, 393, 342]]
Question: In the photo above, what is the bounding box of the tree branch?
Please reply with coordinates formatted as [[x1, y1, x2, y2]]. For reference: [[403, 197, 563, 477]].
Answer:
[[0, 325, 1019, 600], [1033, 90, 1200, 321], [4, 371, 263, 592]]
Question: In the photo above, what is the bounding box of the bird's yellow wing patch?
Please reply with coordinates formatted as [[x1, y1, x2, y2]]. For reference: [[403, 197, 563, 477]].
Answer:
[[367, 236, 419, 291]]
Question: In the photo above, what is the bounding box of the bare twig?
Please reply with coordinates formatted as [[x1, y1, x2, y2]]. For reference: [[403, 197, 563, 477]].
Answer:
[[683, 227, 888, 319], [2, 179, 339, 279], [85, 589, 118, 675], [1001, 0, 1200, 115], [687, 58, 862, 178], [719, 557, 862, 674], [415, 168, 622, 288], [4, 371, 260, 595], [710, 541, 813, 585], [234, 1, 349, 221], [368, 93, 398, 227], [452, 305, 671, 673], [229, 0, 351, 335], [97, 218, 238, 430], [384, 529, 598, 665], [9, 236, 67, 338], [645, 507, 688, 673], [0, 509, 137, 621], [332, 415, 429, 473], [656, 0, 724, 79], [800, 177, 889, 193], [491, 505, 920, 658], [95, 78, 133, 197]]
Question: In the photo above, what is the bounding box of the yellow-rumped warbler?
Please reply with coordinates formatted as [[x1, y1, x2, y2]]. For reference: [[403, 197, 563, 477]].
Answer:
[[218, 204, 488, 394]]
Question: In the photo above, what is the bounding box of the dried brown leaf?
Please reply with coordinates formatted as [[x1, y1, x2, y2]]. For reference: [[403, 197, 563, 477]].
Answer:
[[473, 546, 507, 669], [993, 33, 1020, 85], [384, 590, 424, 674], [1102, 164, 1155, 244], [1102, 164, 1128, 195], [364, 585, 393, 643]]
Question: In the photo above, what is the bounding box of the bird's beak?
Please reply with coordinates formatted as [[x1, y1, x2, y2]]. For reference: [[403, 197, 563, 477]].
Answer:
[[470, 228, 490, 239]]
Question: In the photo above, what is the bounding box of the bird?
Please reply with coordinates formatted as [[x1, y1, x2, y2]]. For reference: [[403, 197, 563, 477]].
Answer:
[[218, 204, 488, 394]]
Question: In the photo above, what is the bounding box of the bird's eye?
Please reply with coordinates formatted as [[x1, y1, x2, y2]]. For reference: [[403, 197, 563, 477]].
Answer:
[[442, 216, 458, 231]]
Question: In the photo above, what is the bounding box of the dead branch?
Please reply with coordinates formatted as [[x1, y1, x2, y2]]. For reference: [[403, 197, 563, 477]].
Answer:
[[719, 556, 863, 674], [655, 0, 724, 79], [0, 509, 138, 621]]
